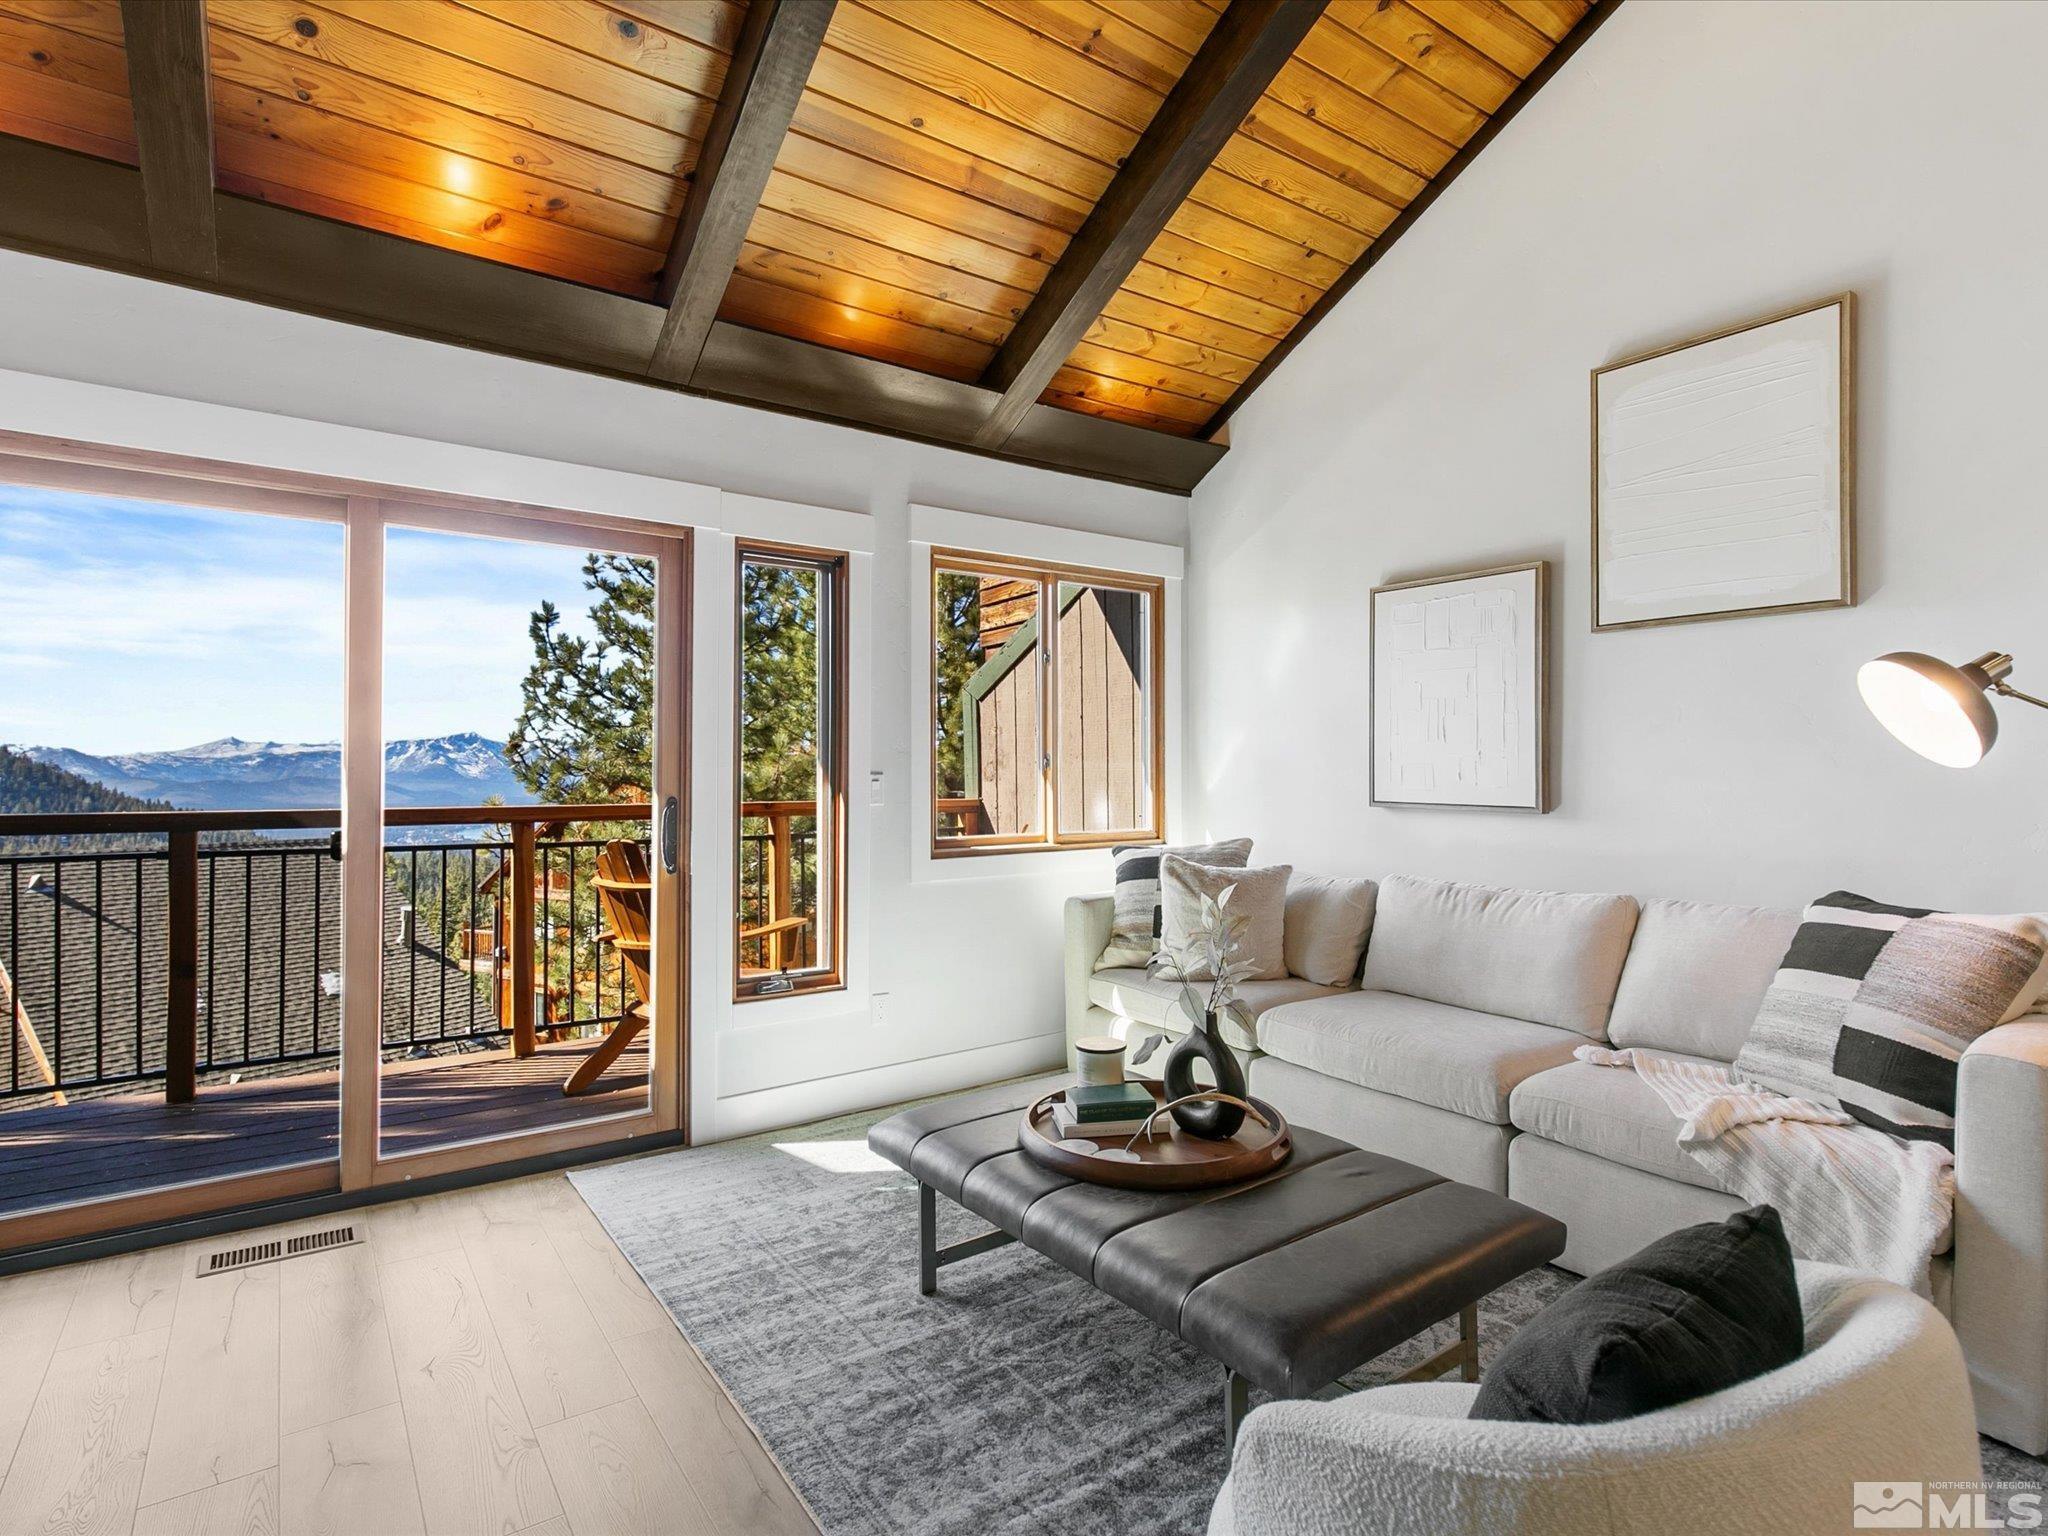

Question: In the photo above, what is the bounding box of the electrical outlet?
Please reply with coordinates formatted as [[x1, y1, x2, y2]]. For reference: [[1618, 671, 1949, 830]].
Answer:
[[871, 991, 890, 1028]]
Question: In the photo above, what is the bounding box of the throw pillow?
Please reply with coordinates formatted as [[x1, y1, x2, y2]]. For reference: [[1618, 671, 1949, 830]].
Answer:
[[1283, 874, 1378, 987], [1469, 1205, 1803, 1425], [1095, 837, 1253, 971], [1160, 856, 1290, 982], [1734, 891, 2048, 1146]]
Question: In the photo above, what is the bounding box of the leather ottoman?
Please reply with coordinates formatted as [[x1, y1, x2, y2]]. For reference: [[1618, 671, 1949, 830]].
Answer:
[[868, 1077, 1567, 1447]]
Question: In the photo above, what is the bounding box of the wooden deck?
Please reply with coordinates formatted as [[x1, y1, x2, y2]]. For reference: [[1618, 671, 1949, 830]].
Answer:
[[0, 1037, 650, 1218]]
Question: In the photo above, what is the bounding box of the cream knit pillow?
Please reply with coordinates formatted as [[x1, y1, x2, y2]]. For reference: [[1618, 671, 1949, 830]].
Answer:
[[1160, 856, 1291, 983]]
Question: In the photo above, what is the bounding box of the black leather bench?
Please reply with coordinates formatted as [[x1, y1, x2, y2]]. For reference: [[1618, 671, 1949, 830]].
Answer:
[[868, 1077, 1567, 1447]]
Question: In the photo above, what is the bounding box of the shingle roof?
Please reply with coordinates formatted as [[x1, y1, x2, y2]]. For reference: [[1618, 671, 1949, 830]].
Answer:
[[1, 843, 497, 1102]]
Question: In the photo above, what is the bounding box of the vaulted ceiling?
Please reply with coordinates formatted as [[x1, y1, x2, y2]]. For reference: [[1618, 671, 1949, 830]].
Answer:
[[0, 0, 1612, 489]]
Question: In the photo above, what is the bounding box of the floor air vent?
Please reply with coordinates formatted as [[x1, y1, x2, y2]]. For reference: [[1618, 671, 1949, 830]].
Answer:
[[197, 1223, 359, 1276]]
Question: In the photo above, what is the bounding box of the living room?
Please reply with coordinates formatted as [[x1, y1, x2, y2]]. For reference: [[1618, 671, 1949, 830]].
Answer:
[[0, 0, 2042, 1532]]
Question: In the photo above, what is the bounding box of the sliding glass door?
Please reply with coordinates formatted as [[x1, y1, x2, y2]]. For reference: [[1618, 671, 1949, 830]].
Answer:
[[0, 444, 688, 1252], [369, 511, 684, 1167], [349, 501, 686, 1186]]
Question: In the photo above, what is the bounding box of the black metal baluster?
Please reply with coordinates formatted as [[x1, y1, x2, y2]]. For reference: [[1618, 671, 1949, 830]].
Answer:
[[437, 845, 448, 1042], [466, 847, 478, 1036], [206, 852, 216, 1067], [412, 843, 425, 1044], [243, 852, 254, 1066], [94, 860, 104, 1081], [567, 845, 579, 1027], [51, 862, 63, 1089], [540, 844, 552, 1037], [134, 855, 144, 1076], [312, 848, 322, 1058], [277, 850, 289, 1062], [9, 866, 19, 1094]]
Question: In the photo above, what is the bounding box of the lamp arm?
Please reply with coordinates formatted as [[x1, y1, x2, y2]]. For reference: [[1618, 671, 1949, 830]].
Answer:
[[1993, 681, 2048, 712]]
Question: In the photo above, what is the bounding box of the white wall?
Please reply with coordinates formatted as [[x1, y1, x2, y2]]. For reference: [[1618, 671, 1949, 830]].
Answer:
[[1187, 0, 2048, 915], [0, 251, 1188, 1139]]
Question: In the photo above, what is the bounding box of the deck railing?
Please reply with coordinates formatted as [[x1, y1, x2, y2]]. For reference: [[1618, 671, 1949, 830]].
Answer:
[[738, 799, 819, 974], [0, 803, 654, 1105]]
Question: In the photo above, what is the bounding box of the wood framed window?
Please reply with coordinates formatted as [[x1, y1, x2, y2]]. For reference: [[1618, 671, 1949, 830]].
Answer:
[[735, 542, 847, 998], [931, 549, 1164, 856]]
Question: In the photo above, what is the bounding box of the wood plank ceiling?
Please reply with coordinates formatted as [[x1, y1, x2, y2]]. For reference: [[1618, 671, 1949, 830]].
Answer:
[[0, 0, 1609, 488]]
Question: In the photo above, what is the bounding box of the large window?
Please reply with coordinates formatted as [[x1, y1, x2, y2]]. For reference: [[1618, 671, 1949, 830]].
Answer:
[[736, 544, 846, 997], [932, 550, 1162, 854]]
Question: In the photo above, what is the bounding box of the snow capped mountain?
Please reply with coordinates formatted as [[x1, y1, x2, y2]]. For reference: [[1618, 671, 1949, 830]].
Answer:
[[10, 734, 531, 811]]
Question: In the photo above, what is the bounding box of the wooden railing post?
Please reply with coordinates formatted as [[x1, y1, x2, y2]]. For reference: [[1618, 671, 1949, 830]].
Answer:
[[510, 821, 538, 1058], [166, 828, 198, 1104], [767, 808, 794, 972]]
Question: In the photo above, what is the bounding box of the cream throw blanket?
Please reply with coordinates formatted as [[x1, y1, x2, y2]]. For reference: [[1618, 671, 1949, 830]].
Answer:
[[1574, 1044, 1956, 1296]]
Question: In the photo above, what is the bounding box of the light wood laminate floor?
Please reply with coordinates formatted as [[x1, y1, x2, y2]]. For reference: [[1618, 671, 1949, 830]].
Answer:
[[0, 1170, 817, 1536]]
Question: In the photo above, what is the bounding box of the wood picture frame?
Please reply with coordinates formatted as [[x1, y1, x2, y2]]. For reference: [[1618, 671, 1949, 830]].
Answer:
[[1369, 560, 1550, 814], [1592, 293, 1856, 632]]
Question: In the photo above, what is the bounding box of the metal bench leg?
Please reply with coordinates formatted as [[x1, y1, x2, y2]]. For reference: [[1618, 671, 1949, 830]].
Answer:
[[1393, 1303, 1482, 1384], [916, 1180, 1015, 1297], [1224, 1370, 1250, 1454], [919, 1181, 938, 1296]]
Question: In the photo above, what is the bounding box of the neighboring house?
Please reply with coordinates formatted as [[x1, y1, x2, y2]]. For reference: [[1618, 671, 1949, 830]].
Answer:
[[0, 845, 495, 1108]]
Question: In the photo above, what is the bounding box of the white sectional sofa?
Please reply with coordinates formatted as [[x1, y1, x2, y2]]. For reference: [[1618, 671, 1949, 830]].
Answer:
[[1064, 873, 2048, 1454]]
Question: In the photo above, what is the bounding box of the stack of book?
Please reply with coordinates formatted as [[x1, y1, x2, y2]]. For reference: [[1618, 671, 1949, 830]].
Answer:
[[1053, 1080, 1158, 1140]]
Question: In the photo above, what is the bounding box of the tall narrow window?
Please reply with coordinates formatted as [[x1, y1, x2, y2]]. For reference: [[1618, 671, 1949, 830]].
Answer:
[[931, 551, 1163, 854], [736, 545, 845, 997]]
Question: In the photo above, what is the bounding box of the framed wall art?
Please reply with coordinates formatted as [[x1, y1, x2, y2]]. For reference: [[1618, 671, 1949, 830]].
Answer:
[[1370, 560, 1549, 813], [1592, 293, 1855, 631]]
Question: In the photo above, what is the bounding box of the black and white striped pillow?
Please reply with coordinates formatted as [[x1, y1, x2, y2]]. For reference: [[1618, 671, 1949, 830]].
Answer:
[[1734, 891, 2048, 1146], [1094, 838, 1252, 971]]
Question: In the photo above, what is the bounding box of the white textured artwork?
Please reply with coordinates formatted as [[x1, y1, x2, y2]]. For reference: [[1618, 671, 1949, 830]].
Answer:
[[1371, 563, 1545, 811], [1595, 300, 1850, 628]]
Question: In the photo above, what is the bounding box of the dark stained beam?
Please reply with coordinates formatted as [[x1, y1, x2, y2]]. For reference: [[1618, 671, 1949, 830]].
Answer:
[[120, 0, 217, 278], [1200, 0, 1623, 437], [0, 134, 1223, 493], [971, 0, 1328, 450], [646, 0, 836, 385]]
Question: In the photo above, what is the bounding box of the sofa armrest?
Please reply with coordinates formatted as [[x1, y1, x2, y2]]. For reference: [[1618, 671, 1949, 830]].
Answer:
[[1956, 1016, 2048, 1454], [1065, 894, 1115, 1056]]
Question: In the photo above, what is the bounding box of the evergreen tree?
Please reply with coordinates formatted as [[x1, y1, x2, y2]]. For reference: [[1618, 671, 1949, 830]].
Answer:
[[507, 554, 656, 803]]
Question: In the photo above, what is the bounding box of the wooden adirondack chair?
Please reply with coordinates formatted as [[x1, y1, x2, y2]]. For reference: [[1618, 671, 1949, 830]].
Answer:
[[568, 839, 652, 1096]]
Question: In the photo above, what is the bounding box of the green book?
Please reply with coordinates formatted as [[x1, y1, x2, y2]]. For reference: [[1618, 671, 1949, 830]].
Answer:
[[1066, 1081, 1154, 1121]]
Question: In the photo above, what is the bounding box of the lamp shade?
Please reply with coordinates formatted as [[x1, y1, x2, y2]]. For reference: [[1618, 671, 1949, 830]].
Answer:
[[1857, 652, 2001, 768]]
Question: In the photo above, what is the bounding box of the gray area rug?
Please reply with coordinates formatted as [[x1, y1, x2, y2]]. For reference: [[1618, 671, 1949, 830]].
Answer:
[[572, 1090, 2047, 1536]]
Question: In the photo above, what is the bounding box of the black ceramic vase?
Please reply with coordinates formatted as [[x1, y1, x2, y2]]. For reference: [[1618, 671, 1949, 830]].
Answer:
[[1163, 1012, 1248, 1139]]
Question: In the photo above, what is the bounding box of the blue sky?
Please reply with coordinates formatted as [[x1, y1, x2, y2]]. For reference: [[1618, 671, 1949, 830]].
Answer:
[[0, 486, 602, 754]]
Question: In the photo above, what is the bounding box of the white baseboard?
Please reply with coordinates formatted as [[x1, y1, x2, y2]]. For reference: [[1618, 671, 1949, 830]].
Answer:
[[705, 1031, 1064, 1142]]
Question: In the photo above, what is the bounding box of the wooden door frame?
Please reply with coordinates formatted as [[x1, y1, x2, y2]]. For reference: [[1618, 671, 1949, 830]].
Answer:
[[0, 433, 693, 1252], [348, 498, 691, 1193]]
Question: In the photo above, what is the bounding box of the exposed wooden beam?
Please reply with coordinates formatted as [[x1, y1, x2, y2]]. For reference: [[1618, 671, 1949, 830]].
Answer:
[[647, 0, 836, 385], [0, 135, 1223, 493], [120, 0, 217, 278], [1200, 0, 1623, 437], [971, 0, 1328, 450]]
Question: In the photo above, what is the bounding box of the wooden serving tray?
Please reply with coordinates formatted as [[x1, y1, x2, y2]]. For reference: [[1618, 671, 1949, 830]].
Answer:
[[1019, 1079, 1292, 1191]]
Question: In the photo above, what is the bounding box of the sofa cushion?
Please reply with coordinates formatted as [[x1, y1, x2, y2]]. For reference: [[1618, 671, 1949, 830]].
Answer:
[[1257, 990, 1582, 1125], [1360, 876, 1639, 1039], [1162, 857, 1291, 981], [1284, 874, 1378, 987], [1608, 899, 1801, 1061], [1097, 837, 1253, 970], [1088, 968, 1343, 1052], [1509, 1055, 1733, 1194]]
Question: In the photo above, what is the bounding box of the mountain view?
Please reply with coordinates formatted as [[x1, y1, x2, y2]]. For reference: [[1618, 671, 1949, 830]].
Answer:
[[8, 734, 532, 812]]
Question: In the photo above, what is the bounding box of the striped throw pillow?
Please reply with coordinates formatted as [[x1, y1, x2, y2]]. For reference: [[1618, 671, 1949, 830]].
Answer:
[[1734, 891, 2048, 1147], [1094, 838, 1253, 972]]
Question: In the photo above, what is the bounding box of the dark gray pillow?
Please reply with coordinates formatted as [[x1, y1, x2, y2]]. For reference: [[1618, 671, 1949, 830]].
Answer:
[[1469, 1206, 1802, 1424]]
